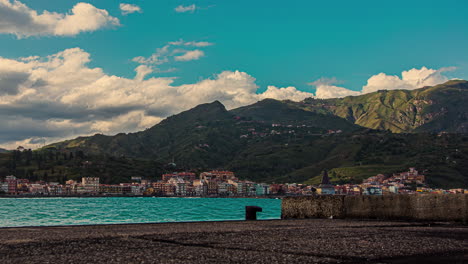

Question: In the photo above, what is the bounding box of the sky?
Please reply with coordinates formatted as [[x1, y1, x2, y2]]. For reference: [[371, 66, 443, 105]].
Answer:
[[1, 0, 468, 149]]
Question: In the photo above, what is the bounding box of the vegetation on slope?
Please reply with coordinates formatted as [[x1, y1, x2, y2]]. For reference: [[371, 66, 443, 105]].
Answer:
[[3, 81, 467, 188], [299, 80, 468, 133]]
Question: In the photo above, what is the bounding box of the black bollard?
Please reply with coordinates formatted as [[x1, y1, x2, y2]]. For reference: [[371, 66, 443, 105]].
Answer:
[[245, 206, 262, 220]]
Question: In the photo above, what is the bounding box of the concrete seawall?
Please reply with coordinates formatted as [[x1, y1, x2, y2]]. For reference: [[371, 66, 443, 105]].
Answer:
[[282, 194, 468, 223]]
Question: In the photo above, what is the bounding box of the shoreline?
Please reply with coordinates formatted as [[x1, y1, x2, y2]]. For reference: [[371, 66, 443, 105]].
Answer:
[[0, 194, 285, 199]]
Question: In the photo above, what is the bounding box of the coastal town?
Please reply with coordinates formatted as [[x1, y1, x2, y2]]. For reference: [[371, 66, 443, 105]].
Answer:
[[1, 168, 466, 197]]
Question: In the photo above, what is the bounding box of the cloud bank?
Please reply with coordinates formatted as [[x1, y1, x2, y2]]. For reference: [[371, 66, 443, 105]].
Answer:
[[0, 0, 120, 37], [309, 67, 456, 99], [0, 48, 313, 149]]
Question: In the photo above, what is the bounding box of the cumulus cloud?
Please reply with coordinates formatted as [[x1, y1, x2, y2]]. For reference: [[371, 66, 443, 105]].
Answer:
[[0, 48, 312, 149], [174, 50, 204, 61], [259, 86, 313, 102], [119, 3, 142, 15], [308, 77, 360, 99], [309, 67, 456, 99], [362, 67, 456, 94], [0, 0, 119, 37], [308, 78, 360, 99], [175, 4, 197, 13], [315, 85, 361, 99]]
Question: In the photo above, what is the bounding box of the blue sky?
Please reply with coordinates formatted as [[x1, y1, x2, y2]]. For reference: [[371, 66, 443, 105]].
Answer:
[[0, 0, 468, 148], [2, 0, 467, 91]]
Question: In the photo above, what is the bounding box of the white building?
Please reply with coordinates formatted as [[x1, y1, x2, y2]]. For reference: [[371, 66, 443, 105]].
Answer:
[[82, 177, 99, 193], [1, 182, 8, 193], [168, 177, 186, 196]]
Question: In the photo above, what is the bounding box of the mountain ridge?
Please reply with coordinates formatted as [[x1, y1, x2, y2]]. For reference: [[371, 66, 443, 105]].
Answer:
[[10, 80, 466, 188], [297, 80, 468, 133]]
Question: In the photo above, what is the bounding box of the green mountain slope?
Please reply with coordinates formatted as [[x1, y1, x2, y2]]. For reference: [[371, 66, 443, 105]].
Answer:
[[47, 101, 245, 168], [46, 99, 360, 162], [299, 80, 468, 133], [3, 81, 466, 188], [231, 99, 360, 131]]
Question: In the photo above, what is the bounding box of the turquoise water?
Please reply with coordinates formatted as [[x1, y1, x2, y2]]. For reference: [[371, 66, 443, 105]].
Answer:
[[0, 197, 282, 228]]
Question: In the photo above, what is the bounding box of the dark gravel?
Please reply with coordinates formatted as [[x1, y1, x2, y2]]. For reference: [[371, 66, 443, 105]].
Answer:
[[1, 219, 467, 263]]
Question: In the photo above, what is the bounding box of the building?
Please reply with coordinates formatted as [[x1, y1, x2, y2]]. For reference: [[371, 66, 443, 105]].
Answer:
[[206, 180, 218, 195], [316, 171, 335, 195], [255, 183, 270, 196], [363, 187, 383, 195], [168, 177, 187, 196], [162, 172, 196, 183], [200, 171, 238, 182], [5, 175, 18, 194], [152, 182, 175, 196], [0, 182, 8, 193], [82, 177, 99, 193]]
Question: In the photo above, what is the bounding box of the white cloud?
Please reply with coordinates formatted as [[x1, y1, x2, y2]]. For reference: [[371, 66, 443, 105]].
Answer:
[[308, 77, 361, 99], [175, 4, 197, 13], [174, 50, 204, 61], [309, 67, 456, 99], [168, 40, 214, 47], [133, 40, 214, 73], [315, 85, 361, 99], [0, 0, 120, 37], [119, 3, 142, 15], [0, 48, 312, 149], [362, 67, 456, 94], [259, 86, 314, 102], [134, 65, 153, 81]]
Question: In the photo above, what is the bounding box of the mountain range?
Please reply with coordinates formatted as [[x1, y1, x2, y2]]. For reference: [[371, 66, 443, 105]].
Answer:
[[1, 80, 467, 188]]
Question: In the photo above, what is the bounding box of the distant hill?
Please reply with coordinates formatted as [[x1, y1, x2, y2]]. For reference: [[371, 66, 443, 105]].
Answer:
[[298, 80, 468, 133], [0, 148, 9, 153], [45, 100, 361, 164], [2, 80, 467, 188]]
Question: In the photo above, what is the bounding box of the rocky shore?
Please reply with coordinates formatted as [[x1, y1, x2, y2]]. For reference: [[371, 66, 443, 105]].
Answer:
[[1, 219, 467, 263]]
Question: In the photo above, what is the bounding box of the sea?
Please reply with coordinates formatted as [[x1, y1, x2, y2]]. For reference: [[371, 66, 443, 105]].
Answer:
[[0, 197, 282, 228]]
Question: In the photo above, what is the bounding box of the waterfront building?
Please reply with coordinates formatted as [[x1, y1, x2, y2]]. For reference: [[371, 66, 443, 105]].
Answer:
[[217, 182, 230, 196], [206, 180, 218, 195], [99, 185, 123, 194], [168, 177, 187, 196], [5, 175, 18, 194], [0, 182, 8, 193], [131, 185, 145, 195], [29, 184, 47, 195], [193, 179, 207, 196], [82, 177, 99, 193], [236, 182, 246, 196], [255, 183, 270, 196], [47, 183, 63, 195], [245, 182, 256, 196], [152, 182, 175, 196]]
